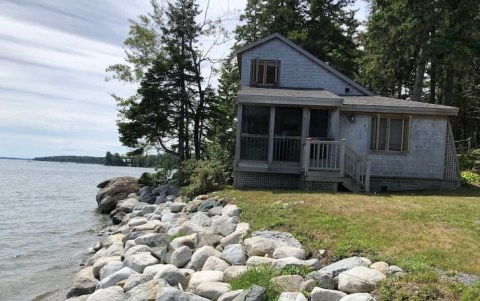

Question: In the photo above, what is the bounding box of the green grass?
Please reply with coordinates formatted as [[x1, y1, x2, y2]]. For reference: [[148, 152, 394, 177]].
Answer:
[[219, 185, 480, 300]]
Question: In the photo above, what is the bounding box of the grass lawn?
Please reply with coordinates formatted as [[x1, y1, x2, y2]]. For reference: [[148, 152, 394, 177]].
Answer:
[[219, 185, 480, 300]]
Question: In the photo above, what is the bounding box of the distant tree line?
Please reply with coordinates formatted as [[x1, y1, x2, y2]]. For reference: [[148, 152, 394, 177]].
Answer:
[[33, 156, 104, 164], [33, 152, 178, 169]]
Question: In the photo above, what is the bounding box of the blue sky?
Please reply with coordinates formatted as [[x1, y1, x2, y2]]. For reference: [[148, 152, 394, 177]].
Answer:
[[0, 0, 367, 159]]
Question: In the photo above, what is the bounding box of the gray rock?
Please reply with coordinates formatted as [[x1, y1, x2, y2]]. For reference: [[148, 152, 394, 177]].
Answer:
[[339, 293, 376, 301], [222, 204, 242, 217], [123, 252, 159, 273], [216, 217, 240, 237], [221, 230, 247, 247], [370, 261, 389, 274], [319, 257, 372, 277], [66, 296, 90, 301], [197, 198, 221, 212], [197, 233, 223, 248], [337, 266, 386, 293], [232, 285, 266, 301], [123, 273, 154, 292], [306, 271, 334, 289], [155, 195, 167, 204], [222, 244, 247, 266], [244, 237, 274, 257], [112, 212, 126, 225], [151, 246, 169, 262], [161, 212, 178, 222], [127, 217, 148, 227], [246, 256, 275, 267], [123, 230, 153, 244], [208, 206, 224, 216], [187, 271, 224, 293], [235, 223, 251, 233], [170, 246, 192, 268], [224, 266, 248, 282], [155, 264, 187, 287], [270, 275, 304, 292], [278, 292, 308, 301], [251, 230, 302, 249], [387, 265, 404, 276], [191, 212, 212, 227], [310, 287, 347, 301], [305, 258, 321, 270], [196, 281, 231, 300], [156, 287, 210, 301], [300, 279, 317, 292], [134, 233, 170, 248], [133, 220, 162, 232], [166, 195, 176, 202], [124, 244, 152, 258], [96, 177, 141, 214], [202, 256, 230, 271], [67, 266, 98, 298], [273, 257, 306, 269], [86, 286, 123, 301], [92, 256, 121, 279], [273, 246, 305, 260], [103, 242, 124, 257], [170, 233, 198, 250], [191, 246, 222, 270], [218, 290, 243, 301], [96, 267, 136, 289], [99, 261, 124, 280], [116, 198, 139, 214], [103, 234, 124, 248], [124, 279, 163, 301], [169, 203, 185, 213]]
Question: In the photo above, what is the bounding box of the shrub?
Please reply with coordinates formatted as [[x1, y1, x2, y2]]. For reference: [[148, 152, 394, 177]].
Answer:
[[459, 154, 475, 171], [461, 171, 480, 185], [138, 169, 170, 187], [178, 159, 228, 198]]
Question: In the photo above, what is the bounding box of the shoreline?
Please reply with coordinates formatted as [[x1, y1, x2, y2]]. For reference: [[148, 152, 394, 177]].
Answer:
[[63, 177, 402, 300]]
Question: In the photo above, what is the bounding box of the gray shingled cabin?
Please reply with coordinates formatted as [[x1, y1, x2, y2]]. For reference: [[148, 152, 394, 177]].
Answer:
[[233, 33, 461, 192]]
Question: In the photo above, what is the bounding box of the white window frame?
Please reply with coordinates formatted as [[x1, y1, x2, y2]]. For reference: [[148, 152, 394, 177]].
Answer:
[[371, 114, 411, 153], [250, 59, 279, 86]]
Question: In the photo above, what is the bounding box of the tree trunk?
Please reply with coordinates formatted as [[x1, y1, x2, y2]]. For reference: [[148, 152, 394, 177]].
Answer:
[[429, 60, 437, 103], [412, 47, 426, 102], [444, 64, 454, 106]]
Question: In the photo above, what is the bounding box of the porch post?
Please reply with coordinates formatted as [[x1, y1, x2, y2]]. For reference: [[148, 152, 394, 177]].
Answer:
[[340, 139, 346, 177], [300, 107, 309, 166], [267, 106, 275, 165], [329, 108, 340, 140], [234, 104, 243, 166]]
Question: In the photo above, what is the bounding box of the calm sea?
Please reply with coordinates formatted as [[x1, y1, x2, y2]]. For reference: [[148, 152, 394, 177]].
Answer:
[[0, 159, 153, 301]]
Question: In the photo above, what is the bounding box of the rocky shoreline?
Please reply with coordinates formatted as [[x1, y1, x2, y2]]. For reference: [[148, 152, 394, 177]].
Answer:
[[65, 177, 405, 301]]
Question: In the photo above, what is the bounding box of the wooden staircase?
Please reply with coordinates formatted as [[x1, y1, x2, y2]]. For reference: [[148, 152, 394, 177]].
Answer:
[[303, 139, 371, 193]]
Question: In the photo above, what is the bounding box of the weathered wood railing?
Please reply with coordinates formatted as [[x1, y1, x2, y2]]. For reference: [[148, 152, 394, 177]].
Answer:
[[304, 139, 371, 192], [304, 139, 343, 171], [343, 144, 371, 192], [240, 134, 268, 161], [273, 136, 302, 162]]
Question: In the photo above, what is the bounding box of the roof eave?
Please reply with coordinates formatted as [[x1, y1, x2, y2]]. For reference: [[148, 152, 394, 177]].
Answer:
[[341, 104, 459, 116]]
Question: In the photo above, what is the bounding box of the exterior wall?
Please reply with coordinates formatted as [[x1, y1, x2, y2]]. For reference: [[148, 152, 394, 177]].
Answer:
[[338, 113, 447, 179], [240, 39, 365, 96]]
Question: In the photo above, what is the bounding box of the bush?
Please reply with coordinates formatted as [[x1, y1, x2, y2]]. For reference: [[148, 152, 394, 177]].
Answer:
[[138, 169, 169, 187], [461, 171, 480, 185], [178, 159, 228, 198], [459, 154, 475, 171]]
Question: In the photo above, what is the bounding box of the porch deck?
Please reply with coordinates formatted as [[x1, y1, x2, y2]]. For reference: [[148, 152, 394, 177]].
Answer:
[[235, 138, 371, 192]]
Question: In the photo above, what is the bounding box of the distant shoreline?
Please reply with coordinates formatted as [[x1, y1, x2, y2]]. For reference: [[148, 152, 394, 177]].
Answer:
[[0, 157, 31, 160]]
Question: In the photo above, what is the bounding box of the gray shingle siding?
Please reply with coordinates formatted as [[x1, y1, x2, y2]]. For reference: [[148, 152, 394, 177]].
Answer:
[[338, 113, 446, 179], [241, 39, 365, 96]]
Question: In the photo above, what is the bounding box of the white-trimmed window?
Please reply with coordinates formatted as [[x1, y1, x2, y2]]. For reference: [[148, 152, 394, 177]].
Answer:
[[371, 115, 410, 152], [250, 59, 279, 86]]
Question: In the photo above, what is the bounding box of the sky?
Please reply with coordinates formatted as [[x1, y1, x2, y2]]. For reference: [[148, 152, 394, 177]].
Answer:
[[0, 0, 368, 159]]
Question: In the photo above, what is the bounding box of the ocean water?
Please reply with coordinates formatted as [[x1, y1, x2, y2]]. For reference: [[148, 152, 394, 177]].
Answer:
[[0, 159, 152, 301]]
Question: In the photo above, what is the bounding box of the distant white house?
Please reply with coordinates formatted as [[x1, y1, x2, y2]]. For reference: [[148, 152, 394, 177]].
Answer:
[[233, 33, 460, 192]]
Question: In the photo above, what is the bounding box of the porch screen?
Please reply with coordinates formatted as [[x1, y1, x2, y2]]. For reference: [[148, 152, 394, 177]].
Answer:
[[371, 115, 410, 152], [274, 107, 303, 162], [240, 106, 270, 161]]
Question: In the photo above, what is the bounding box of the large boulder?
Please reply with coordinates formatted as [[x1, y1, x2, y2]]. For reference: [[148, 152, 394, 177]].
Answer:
[[319, 256, 372, 277], [232, 285, 266, 301], [251, 230, 302, 249], [310, 287, 347, 301], [85, 286, 123, 301], [96, 177, 141, 214], [337, 266, 386, 293], [67, 266, 98, 298]]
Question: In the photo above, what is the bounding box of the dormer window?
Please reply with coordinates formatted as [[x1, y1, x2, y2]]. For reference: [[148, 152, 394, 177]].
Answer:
[[250, 59, 279, 86]]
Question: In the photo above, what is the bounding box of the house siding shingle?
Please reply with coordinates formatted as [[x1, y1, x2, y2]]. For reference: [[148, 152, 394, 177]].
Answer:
[[338, 113, 446, 179], [240, 39, 364, 96]]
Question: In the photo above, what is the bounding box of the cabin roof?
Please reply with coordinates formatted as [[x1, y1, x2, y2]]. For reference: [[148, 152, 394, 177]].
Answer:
[[238, 87, 343, 106], [343, 96, 459, 116], [235, 33, 374, 97]]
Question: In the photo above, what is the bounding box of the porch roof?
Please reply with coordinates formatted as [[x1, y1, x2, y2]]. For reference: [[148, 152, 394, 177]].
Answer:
[[342, 96, 459, 116], [238, 86, 343, 107]]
